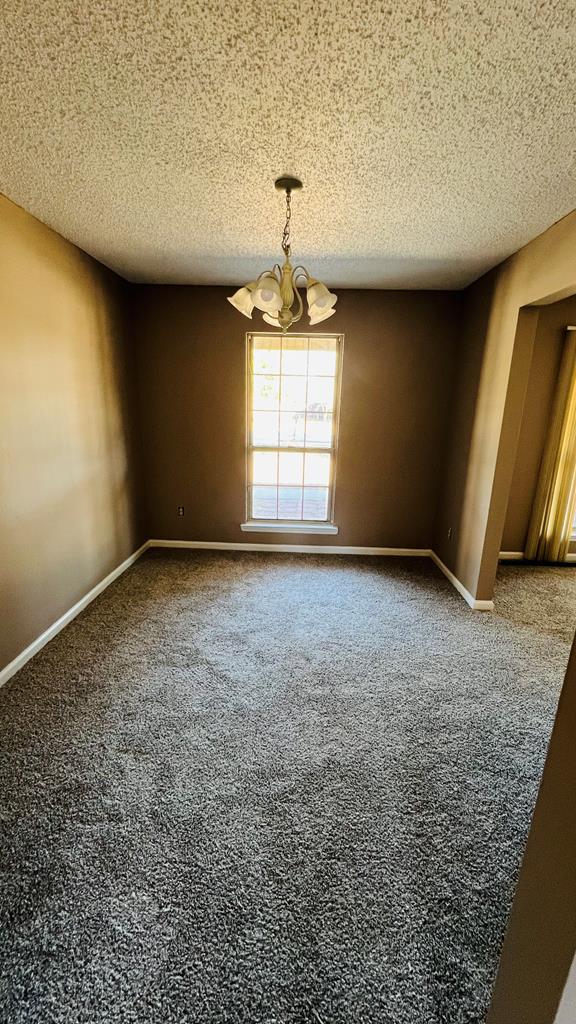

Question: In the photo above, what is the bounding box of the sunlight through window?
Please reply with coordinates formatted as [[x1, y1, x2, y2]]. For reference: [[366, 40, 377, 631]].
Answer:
[[247, 334, 343, 523]]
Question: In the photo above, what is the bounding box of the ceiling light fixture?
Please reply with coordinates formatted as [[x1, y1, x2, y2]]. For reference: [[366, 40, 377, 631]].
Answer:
[[228, 176, 337, 332]]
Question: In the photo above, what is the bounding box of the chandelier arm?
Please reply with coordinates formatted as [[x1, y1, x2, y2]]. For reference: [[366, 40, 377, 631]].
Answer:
[[291, 265, 312, 285], [255, 268, 276, 285], [290, 269, 304, 321]]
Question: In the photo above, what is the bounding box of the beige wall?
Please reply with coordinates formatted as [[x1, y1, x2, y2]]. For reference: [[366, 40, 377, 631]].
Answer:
[[0, 196, 141, 672], [488, 628, 576, 1024], [434, 209, 576, 600], [131, 286, 463, 548], [502, 296, 576, 552], [555, 956, 576, 1024]]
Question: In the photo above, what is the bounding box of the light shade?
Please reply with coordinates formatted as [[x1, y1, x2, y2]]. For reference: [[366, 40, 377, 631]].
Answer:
[[227, 282, 256, 319], [309, 306, 336, 326], [262, 313, 279, 326], [306, 278, 338, 319], [252, 273, 283, 313]]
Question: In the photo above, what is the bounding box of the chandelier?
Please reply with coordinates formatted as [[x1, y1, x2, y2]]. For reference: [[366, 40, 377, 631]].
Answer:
[[227, 176, 337, 332]]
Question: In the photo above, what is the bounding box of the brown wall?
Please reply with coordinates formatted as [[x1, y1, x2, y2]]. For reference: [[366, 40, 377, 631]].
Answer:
[[434, 208, 576, 600], [132, 286, 463, 548], [434, 269, 498, 566], [488, 628, 576, 1024], [0, 196, 142, 672], [501, 296, 576, 552]]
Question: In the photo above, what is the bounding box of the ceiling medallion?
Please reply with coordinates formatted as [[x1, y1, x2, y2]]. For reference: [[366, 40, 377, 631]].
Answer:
[[227, 176, 337, 332]]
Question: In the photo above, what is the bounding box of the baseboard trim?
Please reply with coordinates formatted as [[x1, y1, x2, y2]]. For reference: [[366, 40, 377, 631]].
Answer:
[[429, 551, 494, 611], [0, 541, 150, 690], [1, 538, 495, 687], [500, 550, 576, 563], [148, 539, 433, 557], [151, 541, 492, 609]]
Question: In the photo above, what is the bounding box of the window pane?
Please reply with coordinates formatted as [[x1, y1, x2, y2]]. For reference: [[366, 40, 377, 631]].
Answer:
[[281, 376, 307, 411], [308, 337, 337, 377], [304, 452, 330, 487], [278, 451, 304, 486], [252, 486, 278, 519], [252, 410, 279, 447], [252, 337, 281, 374], [281, 337, 308, 375], [279, 410, 305, 447], [248, 335, 340, 527], [305, 412, 332, 448], [253, 375, 280, 410], [307, 376, 335, 413], [253, 451, 278, 485], [278, 486, 303, 520], [303, 487, 329, 520]]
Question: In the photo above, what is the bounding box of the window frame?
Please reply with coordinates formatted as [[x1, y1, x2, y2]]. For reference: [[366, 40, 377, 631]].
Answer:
[[244, 331, 344, 528]]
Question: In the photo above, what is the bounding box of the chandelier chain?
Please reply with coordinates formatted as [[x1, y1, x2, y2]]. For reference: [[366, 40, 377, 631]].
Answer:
[[281, 189, 292, 257]]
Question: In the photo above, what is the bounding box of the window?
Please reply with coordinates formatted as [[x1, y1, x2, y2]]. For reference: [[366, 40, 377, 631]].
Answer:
[[245, 333, 343, 527]]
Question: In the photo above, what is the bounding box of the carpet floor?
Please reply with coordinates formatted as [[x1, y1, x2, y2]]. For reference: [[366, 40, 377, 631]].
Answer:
[[1, 552, 574, 1024]]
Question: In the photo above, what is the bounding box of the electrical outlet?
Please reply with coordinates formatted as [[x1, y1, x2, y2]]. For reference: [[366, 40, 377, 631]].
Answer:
[[177, 506, 185, 517]]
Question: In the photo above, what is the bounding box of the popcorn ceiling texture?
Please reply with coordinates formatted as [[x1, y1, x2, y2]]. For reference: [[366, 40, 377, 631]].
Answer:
[[0, 551, 574, 1023], [1, 1, 576, 288]]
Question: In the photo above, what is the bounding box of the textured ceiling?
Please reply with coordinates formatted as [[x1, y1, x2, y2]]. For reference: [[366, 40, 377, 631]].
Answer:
[[2, 1, 576, 289]]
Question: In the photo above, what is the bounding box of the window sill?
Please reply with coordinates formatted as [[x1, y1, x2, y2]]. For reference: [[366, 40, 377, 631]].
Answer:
[[241, 521, 339, 535]]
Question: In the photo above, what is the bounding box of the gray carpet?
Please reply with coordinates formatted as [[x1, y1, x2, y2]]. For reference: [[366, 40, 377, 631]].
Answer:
[[1, 552, 574, 1024]]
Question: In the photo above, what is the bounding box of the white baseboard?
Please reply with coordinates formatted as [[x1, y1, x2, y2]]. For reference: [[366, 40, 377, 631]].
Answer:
[[0, 541, 150, 690], [151, 541, 492, 608], [500, 550, 576, 563], [148, 539, 432, 557], [1, 538, 496, 687], [429, 551, 494, 611]]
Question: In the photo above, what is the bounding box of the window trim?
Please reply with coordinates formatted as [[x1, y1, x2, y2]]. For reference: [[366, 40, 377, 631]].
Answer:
[[240, 521, 339, 534], [244, 331, 344, 528]]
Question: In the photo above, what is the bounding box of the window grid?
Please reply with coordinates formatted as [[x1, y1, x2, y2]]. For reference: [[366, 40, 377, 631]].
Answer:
[[246, 333, 342, 524]]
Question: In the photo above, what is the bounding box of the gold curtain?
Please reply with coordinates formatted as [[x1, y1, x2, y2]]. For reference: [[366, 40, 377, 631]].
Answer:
[[525, 327, 576, 562]]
